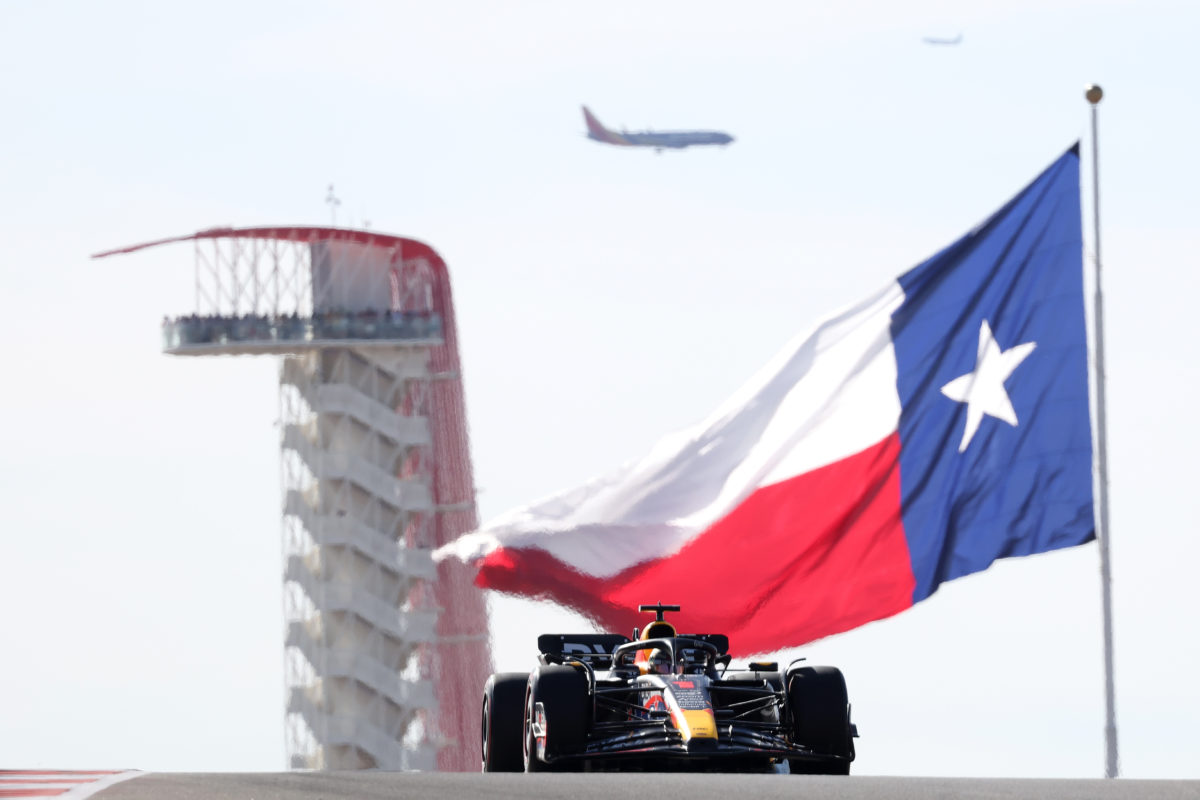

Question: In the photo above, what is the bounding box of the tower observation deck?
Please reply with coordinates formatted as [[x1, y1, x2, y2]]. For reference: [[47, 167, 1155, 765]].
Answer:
[[95, 226, 492, 771]]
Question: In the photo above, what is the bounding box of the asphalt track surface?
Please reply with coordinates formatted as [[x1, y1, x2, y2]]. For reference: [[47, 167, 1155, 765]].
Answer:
[[98, 772, 1200, 800]]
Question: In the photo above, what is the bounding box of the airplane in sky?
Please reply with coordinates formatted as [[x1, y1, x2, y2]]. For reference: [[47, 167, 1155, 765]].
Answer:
[[582, 106, 734, 151], [922, 33, 963, 45]]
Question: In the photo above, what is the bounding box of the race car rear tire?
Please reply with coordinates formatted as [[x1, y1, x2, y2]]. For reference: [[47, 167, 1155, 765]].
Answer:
[[482, 672, 527, 772], [786, 666, 853, 776], [523, 665, 589, 772]]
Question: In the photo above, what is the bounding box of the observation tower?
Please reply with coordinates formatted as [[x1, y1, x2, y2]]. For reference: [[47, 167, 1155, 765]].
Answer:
[[94, 227, 492, 771]]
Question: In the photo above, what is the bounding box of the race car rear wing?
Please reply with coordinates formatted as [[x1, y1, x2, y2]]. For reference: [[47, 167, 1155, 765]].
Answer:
[[683, 634, 730, 655], [537, 632, 732, 670], [538, 633, 632, 669]]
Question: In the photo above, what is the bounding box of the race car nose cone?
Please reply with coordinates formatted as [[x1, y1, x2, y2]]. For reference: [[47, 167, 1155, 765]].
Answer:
[[686, 738, 717, 753]]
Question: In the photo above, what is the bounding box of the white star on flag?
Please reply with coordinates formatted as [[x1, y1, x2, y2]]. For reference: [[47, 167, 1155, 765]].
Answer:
[[940, 319, 1037, 453]]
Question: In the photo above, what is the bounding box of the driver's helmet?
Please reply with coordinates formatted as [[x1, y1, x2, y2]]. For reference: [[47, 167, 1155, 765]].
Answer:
[[647, 648, 673, 675]]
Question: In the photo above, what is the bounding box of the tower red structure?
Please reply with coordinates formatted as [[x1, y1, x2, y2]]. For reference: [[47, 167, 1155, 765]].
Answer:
[[95, 227, 492, 771]]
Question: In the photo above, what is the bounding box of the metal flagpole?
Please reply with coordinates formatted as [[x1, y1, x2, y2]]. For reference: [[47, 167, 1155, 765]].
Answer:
[[1085, 83, 1119, 779]]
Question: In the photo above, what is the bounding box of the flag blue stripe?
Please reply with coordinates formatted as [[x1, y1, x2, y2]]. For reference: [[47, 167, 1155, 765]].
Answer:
[[890, 144, 1095, 603]]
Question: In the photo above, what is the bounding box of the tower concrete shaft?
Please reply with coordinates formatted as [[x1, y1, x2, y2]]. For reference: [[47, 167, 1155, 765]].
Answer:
[[95, 226, 493, 771]]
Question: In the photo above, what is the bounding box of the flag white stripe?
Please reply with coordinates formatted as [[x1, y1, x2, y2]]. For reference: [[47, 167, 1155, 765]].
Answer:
[[436, 280, 903, 577]]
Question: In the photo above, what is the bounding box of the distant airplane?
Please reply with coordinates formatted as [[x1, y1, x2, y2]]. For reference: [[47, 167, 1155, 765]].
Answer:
[[923, 33, 963, 45], [582, 106, 734, 152]]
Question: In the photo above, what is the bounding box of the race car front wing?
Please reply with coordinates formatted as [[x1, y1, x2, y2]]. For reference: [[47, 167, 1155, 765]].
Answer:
[[558, 721, 848, 766]]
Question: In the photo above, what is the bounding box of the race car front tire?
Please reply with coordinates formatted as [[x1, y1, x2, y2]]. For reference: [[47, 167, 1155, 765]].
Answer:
[[785, 666, 853, 775], [482, 672, 527, 772], [523, 665, 589, 772]]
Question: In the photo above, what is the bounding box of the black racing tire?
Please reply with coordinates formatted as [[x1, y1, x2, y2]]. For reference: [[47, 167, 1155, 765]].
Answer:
[[523, 665, 589, 772], [786, 666, 853, 776], [481, 672, 527, 772]]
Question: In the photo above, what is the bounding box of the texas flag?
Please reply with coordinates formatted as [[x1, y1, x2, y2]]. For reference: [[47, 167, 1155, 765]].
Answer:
[[437, 144, 1094, 655]]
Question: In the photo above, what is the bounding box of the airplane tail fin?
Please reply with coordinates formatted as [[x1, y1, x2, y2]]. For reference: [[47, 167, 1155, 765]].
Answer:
[[582, 105, 627, 145]]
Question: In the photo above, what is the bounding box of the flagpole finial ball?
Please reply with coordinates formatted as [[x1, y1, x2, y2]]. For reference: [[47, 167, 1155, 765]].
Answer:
[[1085, 84, 1104, 104]]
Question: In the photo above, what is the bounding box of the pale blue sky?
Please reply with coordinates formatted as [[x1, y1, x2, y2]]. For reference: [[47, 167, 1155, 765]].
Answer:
[[1, 0, 1197, 778]]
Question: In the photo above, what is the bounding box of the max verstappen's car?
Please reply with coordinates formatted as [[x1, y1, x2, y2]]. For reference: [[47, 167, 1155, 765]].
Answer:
[[481, 604, 857, 773]]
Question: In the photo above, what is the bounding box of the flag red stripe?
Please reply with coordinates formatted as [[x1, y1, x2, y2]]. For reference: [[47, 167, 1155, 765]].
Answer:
[[479, 433, 915, 654]]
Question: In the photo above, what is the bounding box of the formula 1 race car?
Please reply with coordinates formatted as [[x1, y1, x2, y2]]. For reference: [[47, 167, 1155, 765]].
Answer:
[[481, 604, 857, 773]]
